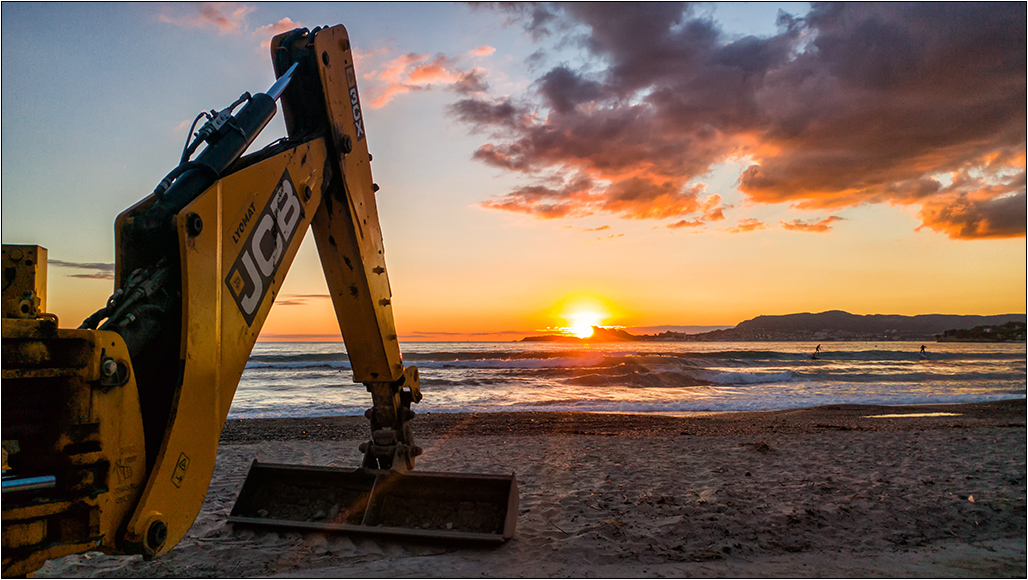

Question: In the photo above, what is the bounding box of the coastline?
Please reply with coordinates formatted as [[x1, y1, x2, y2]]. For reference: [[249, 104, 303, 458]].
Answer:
[[40, 400, 1026, 578], [219, 399, 1028, 443]]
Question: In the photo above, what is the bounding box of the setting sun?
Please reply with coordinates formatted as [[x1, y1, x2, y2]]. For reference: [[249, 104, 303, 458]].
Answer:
[[567, 311, 604, 338], [551, 294, 615, 339]]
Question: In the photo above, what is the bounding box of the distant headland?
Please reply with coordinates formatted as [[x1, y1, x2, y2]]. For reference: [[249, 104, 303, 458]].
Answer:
[[521, 311, 1028, 342]]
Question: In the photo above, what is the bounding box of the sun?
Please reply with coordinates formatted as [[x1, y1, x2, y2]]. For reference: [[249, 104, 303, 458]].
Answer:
[[549, 294, 616, 339], [567, 311, 604, 339]]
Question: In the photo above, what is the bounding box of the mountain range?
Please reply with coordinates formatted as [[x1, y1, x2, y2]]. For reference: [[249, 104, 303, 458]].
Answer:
[[522, 311, 1027, 342]]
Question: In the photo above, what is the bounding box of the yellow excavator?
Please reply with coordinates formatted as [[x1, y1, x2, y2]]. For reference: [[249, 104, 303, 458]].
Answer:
[[2, 25, 517, 577]]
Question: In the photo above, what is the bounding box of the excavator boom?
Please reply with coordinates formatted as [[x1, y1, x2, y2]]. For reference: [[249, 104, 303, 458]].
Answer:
[[1, 25, 516, 577]]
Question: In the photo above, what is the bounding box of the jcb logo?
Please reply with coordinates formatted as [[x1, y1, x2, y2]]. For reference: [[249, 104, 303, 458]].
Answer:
[[345, 65, 365, 141], [225, 172, 303, 325]]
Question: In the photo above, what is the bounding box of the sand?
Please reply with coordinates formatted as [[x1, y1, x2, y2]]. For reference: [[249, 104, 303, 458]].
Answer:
[[37, 400, 1026, 578]]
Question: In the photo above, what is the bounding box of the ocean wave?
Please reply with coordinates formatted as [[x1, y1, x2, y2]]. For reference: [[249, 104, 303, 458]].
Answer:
[[703, 370, 796, 385], [248, 352, 349, 364], [419, 377, 509, 388], [246, 347, 1026, 370], [790, 370, 1026, 383], [676, 350, 808, 360], [564, 370, 711, 389], [227, 392, 1027, 420], [230, 341, 1026, 419], [245, 361, 353, 370], [415, 356, 608, 370], [801, 350, 1026, 362]]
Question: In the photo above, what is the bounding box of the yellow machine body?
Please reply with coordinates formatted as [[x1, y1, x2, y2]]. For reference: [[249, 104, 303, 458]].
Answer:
[[3, 251, 146, 576], [117, 141, 331, 555], [2, 24, 516, 577]]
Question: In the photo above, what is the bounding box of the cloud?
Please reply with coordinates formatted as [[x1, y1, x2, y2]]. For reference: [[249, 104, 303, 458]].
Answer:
[[361, 51, 490, 109], [255, 17, 300, 37], [453, 70, 489, 94], [699, 194, 727, 222], [667, 219, 704, 230], [258, 333, 343, 342], [469, 45, 497, 57], [583, 225, 611, 232], [448, 97, 524, 130], [159, 2, 256, 35], [781, 216, 845, 233], [401, 329, 530, 341], [254, 17, 302, 50], [479, 174, 595, 218], [408, 54, 464, 85], [353, 46, 391, 72], [727, 218, 768, 234], [459, 3, 1025, 239], [478, 172, 710, 221], [273, 293, 331, 306], [49, 260, 115, 280], [918, 190, 1027, 240]]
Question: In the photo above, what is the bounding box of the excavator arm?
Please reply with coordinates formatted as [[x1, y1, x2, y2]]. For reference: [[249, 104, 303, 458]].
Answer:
[[2, 25, 513, 577]]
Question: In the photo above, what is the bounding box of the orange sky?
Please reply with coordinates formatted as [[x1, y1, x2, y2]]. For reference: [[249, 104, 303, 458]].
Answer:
[[5, 3, 1025, 342]]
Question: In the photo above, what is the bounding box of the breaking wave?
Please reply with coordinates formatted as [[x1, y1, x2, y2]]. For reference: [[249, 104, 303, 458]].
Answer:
[[228, 341, 1027, 419]]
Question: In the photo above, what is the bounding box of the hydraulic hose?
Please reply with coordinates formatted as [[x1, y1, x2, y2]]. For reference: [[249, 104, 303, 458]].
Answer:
[[136, 93, 278, 229], [136, 62, 300, 230]]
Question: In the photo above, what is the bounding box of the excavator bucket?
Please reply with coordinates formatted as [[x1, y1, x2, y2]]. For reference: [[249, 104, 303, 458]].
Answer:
[[228, 461, 518, 542]]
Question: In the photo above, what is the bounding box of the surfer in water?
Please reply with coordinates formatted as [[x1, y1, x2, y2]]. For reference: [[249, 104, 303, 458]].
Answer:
[[920, 344, 928, 359], [812, 344, 821, 360]]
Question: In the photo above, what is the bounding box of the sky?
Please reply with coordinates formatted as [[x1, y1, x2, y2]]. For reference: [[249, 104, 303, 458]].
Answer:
[[2, 2, 1025, 341]]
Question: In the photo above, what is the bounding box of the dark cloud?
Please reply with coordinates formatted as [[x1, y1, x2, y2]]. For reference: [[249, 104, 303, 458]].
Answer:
[[460, 3, 1026, 239], [453, 69, 490, 94], [480, 174, 595, 217], [49, 260, 115, 280], [274, 294, 331, 306], [448, 97, 525, 131], [538, 66, 604, 113], [485, 2, 570, 41], [918, 191, 1027, 240]]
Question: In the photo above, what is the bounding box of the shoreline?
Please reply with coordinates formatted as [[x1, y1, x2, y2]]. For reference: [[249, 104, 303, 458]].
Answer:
[[40, 400, 1026, 578], [221, 399, 1027, 444]]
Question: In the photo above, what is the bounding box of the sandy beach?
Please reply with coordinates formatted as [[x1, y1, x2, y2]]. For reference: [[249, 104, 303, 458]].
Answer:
[[37, 399, 1026, 578]]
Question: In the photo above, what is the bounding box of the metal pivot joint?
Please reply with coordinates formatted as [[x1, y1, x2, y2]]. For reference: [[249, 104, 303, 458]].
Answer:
[[359, 366, 423, 471]]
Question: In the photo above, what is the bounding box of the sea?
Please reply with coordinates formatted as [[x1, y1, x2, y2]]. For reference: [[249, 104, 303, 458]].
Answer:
[[228, 341, 1027, 419]]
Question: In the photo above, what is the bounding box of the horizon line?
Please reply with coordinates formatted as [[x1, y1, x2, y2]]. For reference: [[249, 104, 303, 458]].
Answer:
[[256, 313, 1026, 343]]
